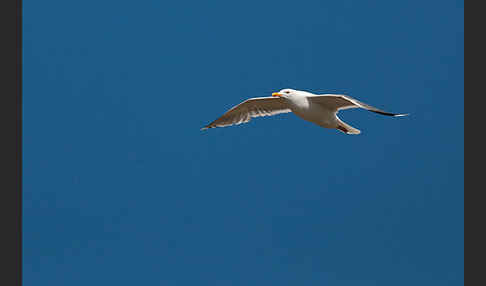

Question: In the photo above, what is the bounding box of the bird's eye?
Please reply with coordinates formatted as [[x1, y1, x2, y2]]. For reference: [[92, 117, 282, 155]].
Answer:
[[285, 91, 290, 94]]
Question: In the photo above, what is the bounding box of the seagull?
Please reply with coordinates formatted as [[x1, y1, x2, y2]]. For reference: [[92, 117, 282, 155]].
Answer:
[[201, 89, 408, 134]]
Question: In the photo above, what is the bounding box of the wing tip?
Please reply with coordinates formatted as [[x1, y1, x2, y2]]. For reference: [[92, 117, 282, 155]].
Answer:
[[393, 113, 410, 117], [374, 110, 410, 117]]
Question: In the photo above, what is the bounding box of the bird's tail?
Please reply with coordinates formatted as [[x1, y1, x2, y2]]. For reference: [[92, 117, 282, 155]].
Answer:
[[337, 119, 361, 135]]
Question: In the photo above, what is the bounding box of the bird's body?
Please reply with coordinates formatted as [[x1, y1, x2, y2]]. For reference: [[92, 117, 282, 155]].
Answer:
[[283, 90, 337, 129], [202, 89, 408, 134]]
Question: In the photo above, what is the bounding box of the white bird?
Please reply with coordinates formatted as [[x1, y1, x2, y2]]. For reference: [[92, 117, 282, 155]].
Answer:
[[201, 88, 408, 134]]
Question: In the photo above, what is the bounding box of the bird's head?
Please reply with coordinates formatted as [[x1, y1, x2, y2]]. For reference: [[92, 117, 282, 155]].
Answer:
[[272, 88, 302, 99]]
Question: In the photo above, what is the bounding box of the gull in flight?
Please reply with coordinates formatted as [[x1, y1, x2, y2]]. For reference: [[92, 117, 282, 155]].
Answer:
[[201, 89, 408, 134]]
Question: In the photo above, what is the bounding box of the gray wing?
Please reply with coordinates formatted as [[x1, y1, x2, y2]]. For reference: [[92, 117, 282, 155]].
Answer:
[[201, 97, 292, 130], [309, 94, 409, 117]]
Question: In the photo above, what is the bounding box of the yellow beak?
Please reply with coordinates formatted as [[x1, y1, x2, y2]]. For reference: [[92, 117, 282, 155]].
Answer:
[[272, 92, 282, 97]]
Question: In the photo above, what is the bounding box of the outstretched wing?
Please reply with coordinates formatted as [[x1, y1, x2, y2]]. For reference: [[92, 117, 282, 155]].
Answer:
[[202, 97, 292, 130], [309, 94, 409, 117]]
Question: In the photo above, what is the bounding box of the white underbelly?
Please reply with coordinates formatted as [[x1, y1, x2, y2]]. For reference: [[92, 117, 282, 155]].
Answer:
[[291, 104, 337, 128]]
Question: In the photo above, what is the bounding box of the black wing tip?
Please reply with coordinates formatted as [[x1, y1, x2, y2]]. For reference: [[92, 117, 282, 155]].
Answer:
[[392, 113, 410, 117], [395, 113, 410, 117], [372, 110, 410, 117]]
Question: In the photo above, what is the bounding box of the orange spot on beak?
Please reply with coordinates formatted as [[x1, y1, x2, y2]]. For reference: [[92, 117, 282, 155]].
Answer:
[[272, 92, 282, 97]]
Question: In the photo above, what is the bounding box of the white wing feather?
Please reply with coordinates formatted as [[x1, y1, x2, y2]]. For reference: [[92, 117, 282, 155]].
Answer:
[[309, 94, 409, 116], [202, 97, 291, 130]]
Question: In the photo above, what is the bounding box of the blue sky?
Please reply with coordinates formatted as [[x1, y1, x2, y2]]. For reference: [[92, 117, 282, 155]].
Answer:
[[23, 0, 464, 285]]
